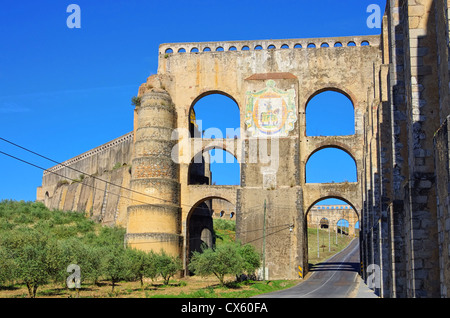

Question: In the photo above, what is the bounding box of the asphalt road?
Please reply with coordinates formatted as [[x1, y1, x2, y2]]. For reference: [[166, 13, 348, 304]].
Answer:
[[255, 238, 363, 298]]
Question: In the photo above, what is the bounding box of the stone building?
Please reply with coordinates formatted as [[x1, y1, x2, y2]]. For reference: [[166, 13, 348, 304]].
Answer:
[[36, 0, 450, 297], [360, 0, 450, 298]]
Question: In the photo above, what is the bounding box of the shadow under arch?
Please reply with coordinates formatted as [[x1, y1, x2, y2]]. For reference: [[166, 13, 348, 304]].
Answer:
[[185, 196, 236, 275], [188, 146, 241, 186]]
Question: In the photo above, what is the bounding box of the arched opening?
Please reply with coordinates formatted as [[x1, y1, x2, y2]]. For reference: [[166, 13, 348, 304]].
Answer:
[[305, 90, 355, 136], [190, 47, 199, 53], [337, 219, 350, 235], [306, 197, 359, 267], [188, 148, 240, 186], [186, 197, 236, 275], [320, 217, 329, 229], [320, 43, 329, 48], [307, 43, 316, 48], [189, 92, 240, 139], [255, 45, 263, 50], [305, 147, 357, 183]]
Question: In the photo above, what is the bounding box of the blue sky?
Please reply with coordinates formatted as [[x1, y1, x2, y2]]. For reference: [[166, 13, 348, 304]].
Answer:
[[0, 0, 385, 204]]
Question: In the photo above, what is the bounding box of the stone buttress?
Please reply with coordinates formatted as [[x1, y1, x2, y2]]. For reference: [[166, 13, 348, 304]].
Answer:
[[125, 87, 182, 257]]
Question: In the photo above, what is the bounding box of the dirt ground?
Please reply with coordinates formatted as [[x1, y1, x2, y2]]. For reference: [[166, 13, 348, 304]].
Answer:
[[0, 275, 298, 299]]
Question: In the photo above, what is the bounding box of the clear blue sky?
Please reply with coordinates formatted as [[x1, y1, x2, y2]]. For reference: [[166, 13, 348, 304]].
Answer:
[[0, 0, 386, 204]]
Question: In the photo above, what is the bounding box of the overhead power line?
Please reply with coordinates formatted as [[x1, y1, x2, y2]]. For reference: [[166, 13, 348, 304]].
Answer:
[[0, 137, 177, 206]]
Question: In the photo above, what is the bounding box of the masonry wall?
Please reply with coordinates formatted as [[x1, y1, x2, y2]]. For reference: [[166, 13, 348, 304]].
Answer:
[[361, 0, 450, 298], [434, 116, 450, 297], [36, 132, 134, 227]]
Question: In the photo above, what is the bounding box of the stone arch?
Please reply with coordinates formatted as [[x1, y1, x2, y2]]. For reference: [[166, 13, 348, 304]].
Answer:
[[188, 146, 240, 186], [319, 217, 329, 228], [188, 91, 241, 136], [336, 218, 350, 234], [304, 87, 356, 137], [304, 146, 358, 183], [185, 195, 235, 274], [190, 90, 240, 111], [305, 144, 357, 169], [305, 196, 360, 219], [304, 86, 357, 112]]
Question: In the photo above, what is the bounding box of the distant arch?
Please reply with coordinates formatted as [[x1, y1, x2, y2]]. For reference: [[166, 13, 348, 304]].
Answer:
[[305, 196, 359, 218], [320, 217, 329, 228]]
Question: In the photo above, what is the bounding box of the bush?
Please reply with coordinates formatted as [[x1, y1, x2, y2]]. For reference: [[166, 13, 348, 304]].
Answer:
[[127, 248, 158, 288], [155, 251, 183, 285], [214, 219, 236, 231], [188, 242, 260, 286]]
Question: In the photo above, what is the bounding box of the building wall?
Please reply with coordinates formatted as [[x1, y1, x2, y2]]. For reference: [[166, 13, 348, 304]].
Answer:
[[36, 132, 134, 227], [360, 0, 450, 298], [36, 0, 450, 296]]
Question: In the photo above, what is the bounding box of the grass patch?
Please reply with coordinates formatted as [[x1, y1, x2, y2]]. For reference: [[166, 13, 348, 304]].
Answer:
[[307, 227, 356, 266]]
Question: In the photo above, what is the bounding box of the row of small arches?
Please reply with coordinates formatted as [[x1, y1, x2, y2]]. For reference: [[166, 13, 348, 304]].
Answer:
[[164, 41, 371, 54]]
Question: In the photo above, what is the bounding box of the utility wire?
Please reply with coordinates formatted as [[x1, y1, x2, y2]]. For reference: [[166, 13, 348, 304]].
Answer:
[[0, 137, 178, 206], [0, 138, 301, 220], [0, 151, 159, 208]]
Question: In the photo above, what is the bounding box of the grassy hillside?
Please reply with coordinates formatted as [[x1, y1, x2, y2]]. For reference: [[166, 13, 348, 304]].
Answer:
[[307, 227, 356, 265]]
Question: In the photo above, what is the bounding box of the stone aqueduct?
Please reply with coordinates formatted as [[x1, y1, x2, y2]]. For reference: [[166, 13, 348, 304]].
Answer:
[[38, 1, 450, 298]]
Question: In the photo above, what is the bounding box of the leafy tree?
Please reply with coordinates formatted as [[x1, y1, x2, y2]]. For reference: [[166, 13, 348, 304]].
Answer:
[[188, 242, 243, 286], [102, 246, 132, 292], [238, 243, 261, 276], [0, 247, 16, 287], [189, 242, 261, 286], [4, 229, 62, 297], [127, 248, 158, 289], [155, 251, 183, 285]]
